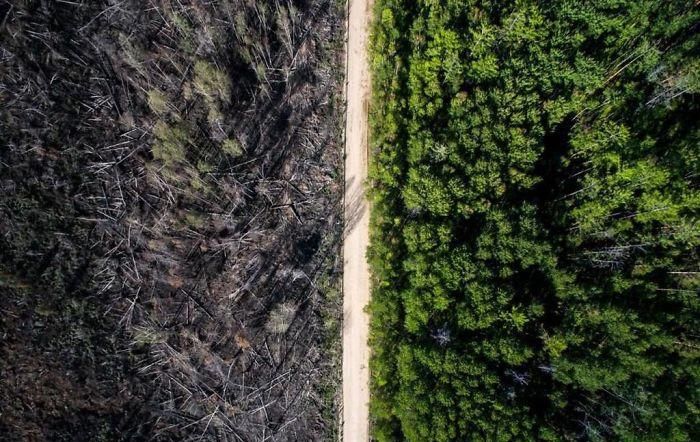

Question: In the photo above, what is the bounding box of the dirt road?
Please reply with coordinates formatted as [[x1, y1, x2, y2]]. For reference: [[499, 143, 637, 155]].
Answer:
[[342, 0, 373, 440]]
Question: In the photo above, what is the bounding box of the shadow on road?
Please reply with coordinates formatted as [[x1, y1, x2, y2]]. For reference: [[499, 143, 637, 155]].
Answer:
[[344, 175, 367, 239]]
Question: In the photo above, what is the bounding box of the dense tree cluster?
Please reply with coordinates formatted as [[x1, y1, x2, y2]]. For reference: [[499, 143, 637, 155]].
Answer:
[[368, 1, 699, 440], [0, 1, 344, 440]]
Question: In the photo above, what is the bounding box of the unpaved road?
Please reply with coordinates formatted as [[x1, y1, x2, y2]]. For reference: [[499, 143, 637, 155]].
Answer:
[[342, 0, 373, 440]]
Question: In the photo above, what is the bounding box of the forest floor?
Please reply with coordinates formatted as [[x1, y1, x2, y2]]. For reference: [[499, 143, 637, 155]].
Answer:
[[342, 0, 373, 440]]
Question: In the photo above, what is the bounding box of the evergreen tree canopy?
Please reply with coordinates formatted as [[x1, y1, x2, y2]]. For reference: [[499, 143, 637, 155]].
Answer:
[[368, 1, 699, 440]]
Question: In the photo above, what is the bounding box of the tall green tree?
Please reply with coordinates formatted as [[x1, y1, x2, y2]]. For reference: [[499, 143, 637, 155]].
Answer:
[[368, 0, 699, 440]]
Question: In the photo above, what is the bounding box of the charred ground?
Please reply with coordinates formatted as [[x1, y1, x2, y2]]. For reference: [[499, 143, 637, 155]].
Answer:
[[0, 1, 345, 440]]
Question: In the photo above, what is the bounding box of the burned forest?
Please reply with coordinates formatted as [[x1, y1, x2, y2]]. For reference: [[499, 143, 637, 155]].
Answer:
[[0, 0, 345, 440]]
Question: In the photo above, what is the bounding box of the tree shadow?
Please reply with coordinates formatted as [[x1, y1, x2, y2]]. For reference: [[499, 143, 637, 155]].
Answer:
[[344, 175, 367, 238]]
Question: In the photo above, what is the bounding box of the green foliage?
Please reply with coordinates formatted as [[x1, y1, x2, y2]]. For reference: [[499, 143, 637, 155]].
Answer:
[[222, 138, 244, 157], [152, 121, 188, 166], [193, 60, 232, 104], [147, 89, 169, 114], [368, 0, 699, 440]]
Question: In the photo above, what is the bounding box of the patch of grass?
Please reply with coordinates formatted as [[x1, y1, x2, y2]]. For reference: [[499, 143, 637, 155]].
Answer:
[[266, 302, 298, 334], [147, 89, 169, 115], [222, 138, 244, 157], [152, 121, 188, 166], [193, 60, 231, 104]]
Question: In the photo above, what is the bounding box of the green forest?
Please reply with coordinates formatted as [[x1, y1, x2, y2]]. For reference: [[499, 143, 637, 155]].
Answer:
[[368, 0, 699, 441]]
